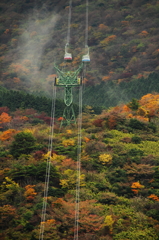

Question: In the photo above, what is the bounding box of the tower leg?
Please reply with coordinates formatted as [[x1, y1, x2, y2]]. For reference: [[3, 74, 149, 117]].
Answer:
[[60, 104, 76, 128]]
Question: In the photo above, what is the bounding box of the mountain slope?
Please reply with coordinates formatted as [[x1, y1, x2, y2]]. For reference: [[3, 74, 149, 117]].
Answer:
[[0, 0, 159, 107]]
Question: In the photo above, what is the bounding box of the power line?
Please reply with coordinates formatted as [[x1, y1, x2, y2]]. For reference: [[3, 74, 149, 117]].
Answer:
[[74, 85, 83, 240], [39, 84, 56, 240]]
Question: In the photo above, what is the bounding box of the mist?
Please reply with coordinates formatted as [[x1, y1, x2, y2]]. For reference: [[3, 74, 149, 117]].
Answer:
[[9, 7, 61, 94]]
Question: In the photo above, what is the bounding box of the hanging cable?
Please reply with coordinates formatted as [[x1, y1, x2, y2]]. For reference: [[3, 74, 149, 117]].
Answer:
[[74, 1, 89, 239], [64, 0, 73, 61], [82, 0, 89, 90], [74, 84, 83, 240], [85, 0, 89, 48], [39, 83, 57, 240], [67, 0, 72, 45]]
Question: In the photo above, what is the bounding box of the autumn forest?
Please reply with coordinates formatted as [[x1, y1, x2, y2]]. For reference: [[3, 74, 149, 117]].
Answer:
[[0, 0, 159, 240]]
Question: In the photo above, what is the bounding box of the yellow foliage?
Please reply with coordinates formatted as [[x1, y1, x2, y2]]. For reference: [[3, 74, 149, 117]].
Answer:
[[137, 107, 148, 116], [45, 219, 56, 225], [104, 215, 115, 231], [139, 93, 159, 111], [24, 128, 36, 135], [84, 105, 94, 114], [42, 151, 65, 163], [2, 177, 19, 190], [62, 138, 75, 147], [66, 129, 72, 134], [52, 153, 65, 163], [99, 153, 112, 165], [60, 169, 85, 189]]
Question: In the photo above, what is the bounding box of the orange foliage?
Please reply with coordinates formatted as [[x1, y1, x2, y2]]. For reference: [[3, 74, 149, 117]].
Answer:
[[0, 129, 18, 141], [137, 73, 143, 78], [117, 78, 124, 84], [121, 20, 129, 26], [139, 93, 159, 121], [20, 116, 28, 121], [58, 117, 64, 121], [83, 77, 88, 84], [102, 76, 110, 81], [0, 112, 12, 127], [139, 93, 159, 111], [138, 30, 149, 37], [9, 63, 30, 75], [52, 198, 104, 235], [121, 105, 131, 113], [84, 137, 90, 142], [132, 189, 139, 194], [98, 24, 108, 30], [24, 185, 37, 201], [131, 181, 143, 188], [65, 6, 70, 10], [131, 181, 144, 194], [46, 74, 57, 82], [100, 35, 116, 47], [61, 158, 76, 170], [13, 77, 20, 83], [72, 56, 81, 66], [148, 194, 159, 201], [4, 29, 10, 34], [106, 35, 116, 42]]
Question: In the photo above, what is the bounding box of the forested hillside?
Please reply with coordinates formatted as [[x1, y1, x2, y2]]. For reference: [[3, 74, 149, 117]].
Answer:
[[0, 1, 159, 240], [0, 93, 159, 239], [0, 0, 159, 106]]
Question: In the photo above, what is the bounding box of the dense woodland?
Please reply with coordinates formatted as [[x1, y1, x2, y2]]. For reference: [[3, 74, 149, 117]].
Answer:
[[0, 0, 159, 240], [0, 93, 159, 239]]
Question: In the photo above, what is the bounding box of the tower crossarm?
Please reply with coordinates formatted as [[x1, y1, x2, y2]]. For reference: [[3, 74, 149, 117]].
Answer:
[[54, 63, 83, 86]]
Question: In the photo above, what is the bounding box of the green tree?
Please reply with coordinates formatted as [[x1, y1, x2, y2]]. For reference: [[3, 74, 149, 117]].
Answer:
[[10, 132, 36, 158], [128, 98, 140, 110]]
